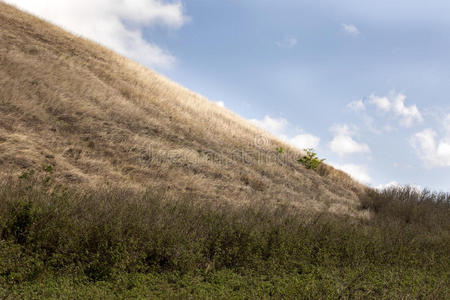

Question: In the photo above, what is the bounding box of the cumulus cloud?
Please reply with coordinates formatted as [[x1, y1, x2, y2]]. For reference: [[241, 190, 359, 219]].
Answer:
[[369, 95, 391, 111], [5, 0, 188, 69], [276, 37, 298, 48], [341, 23, 360, 35], [330, 136, 370, 156], [331, 163, 371, 184], [368, 92, 423, 127], [329, 124, 370, 156], [411, 129, 450, 167], [249, 116, 288, 136], [289, 134, 320, 150], [249, 115, 320, 150]]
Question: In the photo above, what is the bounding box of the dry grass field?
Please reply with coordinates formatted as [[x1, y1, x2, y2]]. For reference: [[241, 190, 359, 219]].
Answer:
[[0, 2, 367, 217]]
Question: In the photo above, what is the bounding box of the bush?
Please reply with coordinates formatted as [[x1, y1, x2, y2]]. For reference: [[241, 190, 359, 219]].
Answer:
[[0, 178, 449, 297], [360, 186, 450, 230], [275, 146, 284, 154], [297, 148, 325, 170]]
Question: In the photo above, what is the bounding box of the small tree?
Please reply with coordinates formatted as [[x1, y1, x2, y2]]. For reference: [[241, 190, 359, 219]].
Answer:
[[298, 148, 325, 170]]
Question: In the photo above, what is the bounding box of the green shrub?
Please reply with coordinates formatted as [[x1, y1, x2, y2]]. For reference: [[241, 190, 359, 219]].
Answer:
[[297, 148, 325, 170], [42, 165, 54, 173]]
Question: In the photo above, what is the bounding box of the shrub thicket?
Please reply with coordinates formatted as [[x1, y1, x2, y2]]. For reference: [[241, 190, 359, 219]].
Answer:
[[0, 178, 449, 298]]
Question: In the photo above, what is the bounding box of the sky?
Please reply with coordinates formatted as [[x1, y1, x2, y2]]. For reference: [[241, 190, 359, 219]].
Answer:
[[6, 0, 450, 191]]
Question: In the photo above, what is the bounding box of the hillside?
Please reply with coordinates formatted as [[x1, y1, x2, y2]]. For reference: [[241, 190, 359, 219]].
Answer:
[[0, 2, 366, 216], [1, 4, 449, 298]]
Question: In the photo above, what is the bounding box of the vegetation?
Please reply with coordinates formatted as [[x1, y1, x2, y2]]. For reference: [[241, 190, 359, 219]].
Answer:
[[298, 148, 326, 170], [0, 178, 448, 298], [1, 3, 449, 298], [0, 2, 367, 220]]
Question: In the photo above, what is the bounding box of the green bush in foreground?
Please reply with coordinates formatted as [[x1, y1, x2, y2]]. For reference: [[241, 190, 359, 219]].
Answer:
[[0, 178, 449, 298]]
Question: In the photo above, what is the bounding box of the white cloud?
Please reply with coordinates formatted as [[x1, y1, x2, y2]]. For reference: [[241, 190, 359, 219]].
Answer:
[[412, 129, 436, 155], [347, 99, 365, 112], [250, 115, 320, 150], [329, 124, 370, 156], [5, 0, 188, 69], [331, 163, 371, 184], [410, 129, 450, 167], [276, 37, 298, 48], [368, 92, 423, 127], [330, 124, 355, 136], [215, 101, 225, 108], [249, 116, 288, 136], [289, 134, 320, 150], [437, 142, 450, 162], [391, 94, 423, 127], [369, 95, 391, 111], [330, 136, 370, 156], [375, 181, 400, 190], [341, 23, 360, 35]]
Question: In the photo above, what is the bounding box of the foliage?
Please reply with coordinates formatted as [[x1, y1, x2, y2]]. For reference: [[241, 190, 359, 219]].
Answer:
[[275, 146, 284, 154], [42, 165, 54, 174], [0, 178, 449, 298], [297, 148, 325, 170]]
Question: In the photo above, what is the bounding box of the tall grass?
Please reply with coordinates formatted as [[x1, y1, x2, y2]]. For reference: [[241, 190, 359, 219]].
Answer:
[[0, 178, 449, 293], [361, 186, 450, 230]]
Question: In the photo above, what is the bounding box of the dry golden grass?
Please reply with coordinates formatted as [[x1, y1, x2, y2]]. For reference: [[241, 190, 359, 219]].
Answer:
[[0, 2, 368, 216]]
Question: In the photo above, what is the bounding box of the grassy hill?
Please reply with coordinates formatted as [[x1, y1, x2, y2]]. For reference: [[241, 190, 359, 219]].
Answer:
[[0, 3, 449, 299], [0, 2, 366, 217]]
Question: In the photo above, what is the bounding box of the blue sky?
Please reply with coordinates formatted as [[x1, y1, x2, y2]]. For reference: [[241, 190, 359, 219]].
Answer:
[[7, 0, 450, 191]]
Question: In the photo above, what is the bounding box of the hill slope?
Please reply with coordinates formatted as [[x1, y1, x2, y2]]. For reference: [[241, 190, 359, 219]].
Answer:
[[1, 4, 449, 298], [0, 2, 366, 216]]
